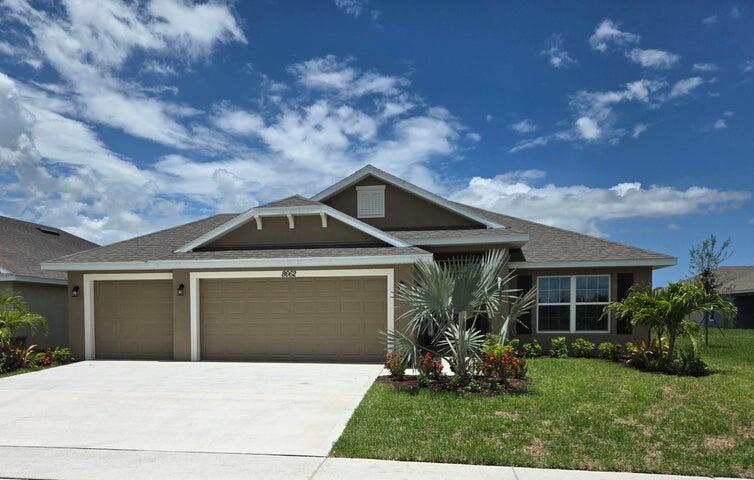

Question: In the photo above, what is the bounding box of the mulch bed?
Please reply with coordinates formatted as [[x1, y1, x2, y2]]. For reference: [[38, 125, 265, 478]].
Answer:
[[377, 375, 531, 396]]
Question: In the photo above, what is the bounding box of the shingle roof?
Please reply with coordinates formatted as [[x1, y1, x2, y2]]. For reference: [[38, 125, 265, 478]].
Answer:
[[165, 246, 428, 260], [259, 195, 322, 208], [455, 203, 675, 263], [391, 227, 524, 240], [0, 215, 98, 280], [716, 266, 754, 294], [45, 215, 235, 264]]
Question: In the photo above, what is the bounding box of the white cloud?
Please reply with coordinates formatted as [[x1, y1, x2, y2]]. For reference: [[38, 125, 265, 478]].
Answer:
[[212, 106, 265, 136], [627, 48, 680, 69], [702, 15, 718, 25], [334, 0, 368, 17], [288, 55, 408, 98], [731, 7, 740, 18], [632, 123, 649, 138], [669, 77, 704, 98], [667, 223, 681, 231], [485, 114, 494, 122], [466, 132, 481, 142], [724, 110, 734, 116], [693, 62, 719, 72], [589, 19, 640, 52], [575, 116, 601, 140], [541, 34, 576, 68], [510, 135, 551, 153], [741, 60, 754, 72], [510, 119, 537, 134], [142, 60, 177, 76], [713, 118, 727, 130], [450, 171, 751, 237]]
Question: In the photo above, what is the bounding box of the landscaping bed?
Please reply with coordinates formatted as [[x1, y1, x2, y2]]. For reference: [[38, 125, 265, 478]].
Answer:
[[332, 329, 754, 478], [377, 374, 531, 396]]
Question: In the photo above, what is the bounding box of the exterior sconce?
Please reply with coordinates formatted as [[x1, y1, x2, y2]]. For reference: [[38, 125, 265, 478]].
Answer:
[[71, 286, 79, 298], [177, 284, 185, 297]]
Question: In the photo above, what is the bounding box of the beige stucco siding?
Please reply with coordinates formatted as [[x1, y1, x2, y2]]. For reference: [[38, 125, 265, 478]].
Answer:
[[0, 281, 68, 349], [324, 175, 482, 230], [206, 215, 383, 249], [512, 267, 652, 345]]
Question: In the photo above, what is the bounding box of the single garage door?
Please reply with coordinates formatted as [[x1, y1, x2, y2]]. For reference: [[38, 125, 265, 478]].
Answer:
[[94, 280, 173, 360], [200, 276, 386, 362]]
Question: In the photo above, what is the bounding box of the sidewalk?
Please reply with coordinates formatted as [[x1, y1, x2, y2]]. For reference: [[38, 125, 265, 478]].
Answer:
[[0, 446, 746, 480]]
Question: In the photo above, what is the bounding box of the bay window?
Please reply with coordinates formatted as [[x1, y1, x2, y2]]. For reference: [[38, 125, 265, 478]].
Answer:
[[537, 275, 610, 333]]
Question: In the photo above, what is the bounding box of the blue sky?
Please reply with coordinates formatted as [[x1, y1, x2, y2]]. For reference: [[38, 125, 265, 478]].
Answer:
[[0, 0, 752, 285]]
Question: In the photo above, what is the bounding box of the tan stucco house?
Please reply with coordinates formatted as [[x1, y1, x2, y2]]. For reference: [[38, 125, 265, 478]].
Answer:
[[42, 165, 676, 362], [1, 215, 98, 348]]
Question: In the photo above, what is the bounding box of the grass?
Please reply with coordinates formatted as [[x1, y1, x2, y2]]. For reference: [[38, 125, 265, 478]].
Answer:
[[332, 329, 754, 478], [0, 365, 60, 379]]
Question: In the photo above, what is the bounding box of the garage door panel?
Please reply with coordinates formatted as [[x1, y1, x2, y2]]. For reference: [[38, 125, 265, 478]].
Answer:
[[94, 280, 173, 360], [200, 276, 386, 362]]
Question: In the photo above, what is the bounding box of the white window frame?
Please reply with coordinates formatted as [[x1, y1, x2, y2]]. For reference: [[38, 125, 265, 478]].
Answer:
[[356, 185, 386, 219], [536, 274, 611, 334]]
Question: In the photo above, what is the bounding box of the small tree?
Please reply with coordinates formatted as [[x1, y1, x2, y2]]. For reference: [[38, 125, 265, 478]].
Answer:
[[0, 292, 48, 349], [383, 250, 535, 383], [689, 234, 733, 345], [605, 282, 736, 366]]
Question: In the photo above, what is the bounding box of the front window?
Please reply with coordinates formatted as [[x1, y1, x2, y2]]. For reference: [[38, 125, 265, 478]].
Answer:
[[537, 275, 610, 332]]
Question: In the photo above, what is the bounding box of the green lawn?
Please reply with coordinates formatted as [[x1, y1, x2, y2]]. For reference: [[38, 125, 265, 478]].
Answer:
[[0, 366, 43, 379], [332, 329, 754, 478]]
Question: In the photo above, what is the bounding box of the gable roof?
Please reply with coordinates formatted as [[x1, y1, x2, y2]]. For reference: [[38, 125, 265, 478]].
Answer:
[[687, 266, 754, 294], [0, 215, 98, 283], [458, 203, 676, 268], [174, 198, 410, 252], [312, 164, 503, 229]]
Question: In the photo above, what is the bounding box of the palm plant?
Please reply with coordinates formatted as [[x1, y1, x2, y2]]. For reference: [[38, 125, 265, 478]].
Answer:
[[0, 292, 47, 349], [383, 250, 536, 382], [605, 282, 736, 364]]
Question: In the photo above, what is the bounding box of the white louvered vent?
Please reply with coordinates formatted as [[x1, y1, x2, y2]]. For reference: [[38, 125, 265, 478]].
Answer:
[[356, 185, 385, 218]]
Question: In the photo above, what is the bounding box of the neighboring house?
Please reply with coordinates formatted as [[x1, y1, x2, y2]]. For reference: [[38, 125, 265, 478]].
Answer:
[[42, 165, 676, 362], [0, 215, 98, 348], [689, 266, 754, 329]]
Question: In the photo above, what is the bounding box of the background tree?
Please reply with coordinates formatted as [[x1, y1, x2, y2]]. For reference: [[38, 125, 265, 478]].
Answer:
[[688, 234, 733, 345]]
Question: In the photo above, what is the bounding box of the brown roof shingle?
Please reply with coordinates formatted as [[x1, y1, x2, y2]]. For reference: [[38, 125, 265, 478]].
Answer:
[[0, 216, 98, 280]]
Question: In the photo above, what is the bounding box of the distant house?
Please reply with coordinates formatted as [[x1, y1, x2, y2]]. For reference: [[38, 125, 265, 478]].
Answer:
[[688, 266, 754, 329], [0, 216, 98, 348]]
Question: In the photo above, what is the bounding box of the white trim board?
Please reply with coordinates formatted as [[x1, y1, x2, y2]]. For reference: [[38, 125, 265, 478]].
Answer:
[[311, 164, 502, 229], [510, 258, 677, 270], [0, 274, 67, 285], [82, 272, 173, 360], [405, 233, 529, 246], [188, 268, 395, 361], [175, 203, 409, 253], [43, 253, 431, 272]]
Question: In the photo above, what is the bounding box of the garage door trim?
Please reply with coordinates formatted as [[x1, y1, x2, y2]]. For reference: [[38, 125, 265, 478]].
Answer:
[[83, 272, 173, 360], [189, 269, 394, 361]]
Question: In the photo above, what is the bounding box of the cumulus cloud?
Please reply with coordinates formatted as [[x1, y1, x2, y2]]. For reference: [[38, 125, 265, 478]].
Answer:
[[288, 55, 408, 98], [741, 60, 754, 72], [334, 0, 368, 17], [541, 34, 576, 68], [632, 123, 649, 138], [702, 15, 718, 25], [589, 19, 640, 52], [450, 171, 751, 236], [575, 116, 600, 140], [510, 119, 538, 134], [713, 118, 727, 130], [627, 48, 680, 69], [669, 77, 704, 98]]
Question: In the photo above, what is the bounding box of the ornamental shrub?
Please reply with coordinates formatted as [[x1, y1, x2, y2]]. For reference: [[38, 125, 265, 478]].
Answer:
[[522, 339, 542, 358], [478, 343, 527, 380], [598, 342, 623, 361], [384, 351, 407, 379], [52, 347, 74, 365], [549, 336, 568, 358], [417, 352, 443, 381], [571, 338, 595, 358]]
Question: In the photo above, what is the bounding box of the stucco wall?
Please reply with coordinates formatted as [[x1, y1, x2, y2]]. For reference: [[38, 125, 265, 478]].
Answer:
[[0, 280, 68, 349], [323, 175, 482, 230]]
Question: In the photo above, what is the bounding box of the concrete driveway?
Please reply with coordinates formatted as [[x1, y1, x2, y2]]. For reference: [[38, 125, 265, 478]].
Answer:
[[0, 360, 382, 457]]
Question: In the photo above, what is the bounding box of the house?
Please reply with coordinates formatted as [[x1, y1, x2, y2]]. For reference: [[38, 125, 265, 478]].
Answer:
[[42, 165, 676, 362], [0, 215, 98, 348], [690, 266, 754, 329]]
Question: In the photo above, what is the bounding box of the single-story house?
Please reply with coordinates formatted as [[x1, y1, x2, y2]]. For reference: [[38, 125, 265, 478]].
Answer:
[[689, 266, 754, 329], [42, 165, 676, 362], [1, 215, 98, 348]]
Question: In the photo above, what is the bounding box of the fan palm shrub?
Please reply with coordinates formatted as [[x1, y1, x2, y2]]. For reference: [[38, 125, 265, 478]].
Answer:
[[383, 250, 536, 383]]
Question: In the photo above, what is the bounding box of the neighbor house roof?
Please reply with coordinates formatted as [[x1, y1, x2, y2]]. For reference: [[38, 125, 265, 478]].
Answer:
[[0, 215, 98, 283], [714, 266, 754, 294], [458, 203, 676, 268]]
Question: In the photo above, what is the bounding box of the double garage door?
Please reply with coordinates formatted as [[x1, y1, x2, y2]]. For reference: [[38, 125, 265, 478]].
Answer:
[[93, 276, 386, 362]]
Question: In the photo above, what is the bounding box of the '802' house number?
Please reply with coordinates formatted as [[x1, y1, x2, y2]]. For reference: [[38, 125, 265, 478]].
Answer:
[[281, 270, 297, 278]]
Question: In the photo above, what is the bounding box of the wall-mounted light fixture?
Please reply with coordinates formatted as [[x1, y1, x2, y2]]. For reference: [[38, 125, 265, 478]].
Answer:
[[71, 286, 80, 298], [177, 283, 185, 297]]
